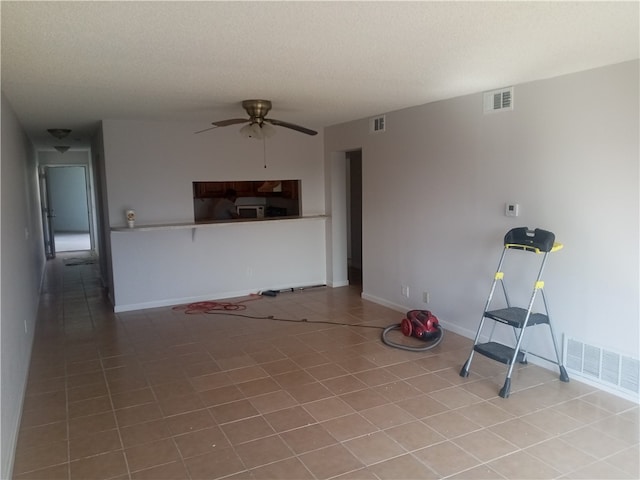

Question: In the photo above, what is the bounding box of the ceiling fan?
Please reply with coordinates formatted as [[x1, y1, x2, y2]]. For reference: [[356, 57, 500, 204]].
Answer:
[[197, 100, 318, 138]]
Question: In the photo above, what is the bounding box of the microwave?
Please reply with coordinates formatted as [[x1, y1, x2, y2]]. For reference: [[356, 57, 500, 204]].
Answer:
[[237, 205, 265, 219]]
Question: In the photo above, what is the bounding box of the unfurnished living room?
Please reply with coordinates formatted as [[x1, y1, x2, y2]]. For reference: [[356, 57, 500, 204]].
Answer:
[[1, 2, 638, 480]]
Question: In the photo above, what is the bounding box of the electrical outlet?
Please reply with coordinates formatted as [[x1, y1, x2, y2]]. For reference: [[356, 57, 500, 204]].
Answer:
[[24, 319, 28, 334], [423, 291, 430, 303], [401, 285, 409, 298]]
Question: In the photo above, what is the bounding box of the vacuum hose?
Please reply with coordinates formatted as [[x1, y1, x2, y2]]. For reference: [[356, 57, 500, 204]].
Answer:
[[381, 323, 444, 352]]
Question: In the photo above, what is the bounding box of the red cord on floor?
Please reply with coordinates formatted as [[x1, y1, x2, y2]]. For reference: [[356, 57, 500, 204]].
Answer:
[[172, 294, 262, 314]]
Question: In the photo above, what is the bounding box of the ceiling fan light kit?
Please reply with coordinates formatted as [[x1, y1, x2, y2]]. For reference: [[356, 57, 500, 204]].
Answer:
[[240, 122, 276, 140], [47, 128, 72, 139], [259, 122, 276, 138], [201, 99, 318, 138], [54, 146, 70, 153]]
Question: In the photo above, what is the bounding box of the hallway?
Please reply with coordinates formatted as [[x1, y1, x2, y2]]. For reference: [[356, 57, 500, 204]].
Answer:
[[11, 255, 639, 479]]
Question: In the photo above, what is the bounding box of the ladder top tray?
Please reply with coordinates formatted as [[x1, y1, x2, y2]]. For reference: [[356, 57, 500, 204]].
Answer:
[[504, 227, 562, 253]]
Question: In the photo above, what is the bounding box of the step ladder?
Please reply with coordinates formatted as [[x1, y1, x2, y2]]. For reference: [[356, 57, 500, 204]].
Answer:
[[459, 227, 569, 398]]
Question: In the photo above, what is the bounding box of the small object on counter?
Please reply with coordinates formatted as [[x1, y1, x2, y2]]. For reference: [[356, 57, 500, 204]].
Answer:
[[261, 290, 278, 297], [125, 209, 136, 228]]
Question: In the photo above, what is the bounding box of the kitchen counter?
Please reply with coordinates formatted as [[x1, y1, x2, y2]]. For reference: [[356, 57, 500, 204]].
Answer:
[[110, 215, 328, 232], [109, 213, 329, 312]]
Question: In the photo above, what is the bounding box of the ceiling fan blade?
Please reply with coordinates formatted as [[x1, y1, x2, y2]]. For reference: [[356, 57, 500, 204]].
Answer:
[[212, 118, 250, 127], [194, 125, 220, 134], [265, 118, 318, 136]]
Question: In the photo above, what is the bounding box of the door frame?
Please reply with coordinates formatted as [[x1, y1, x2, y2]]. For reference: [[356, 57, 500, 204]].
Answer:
[[325, 149, 363, 289], [38, 166, 56, 258], [37, 150, 97, 257]]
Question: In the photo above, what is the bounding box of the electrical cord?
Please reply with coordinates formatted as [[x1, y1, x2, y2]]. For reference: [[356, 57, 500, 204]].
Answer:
[[172, 296, 262, 314], [173, 296, 386, 329], [173, 297, 445, 350], [381, 323, 444, 352], [201, 311, 386, 329]]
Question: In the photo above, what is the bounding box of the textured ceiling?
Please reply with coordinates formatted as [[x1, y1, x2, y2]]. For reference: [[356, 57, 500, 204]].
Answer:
[[2, 1, 638, 148]]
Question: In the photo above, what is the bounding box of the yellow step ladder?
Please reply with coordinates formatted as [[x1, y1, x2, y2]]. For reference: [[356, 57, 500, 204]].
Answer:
[[459, 227, 569, 398]]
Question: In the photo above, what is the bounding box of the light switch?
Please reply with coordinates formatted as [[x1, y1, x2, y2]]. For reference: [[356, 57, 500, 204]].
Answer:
[[505, 203, 519, 217]]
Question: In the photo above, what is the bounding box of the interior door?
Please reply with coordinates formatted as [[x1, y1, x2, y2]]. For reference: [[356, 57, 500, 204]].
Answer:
[[39, 166, 56, 258]]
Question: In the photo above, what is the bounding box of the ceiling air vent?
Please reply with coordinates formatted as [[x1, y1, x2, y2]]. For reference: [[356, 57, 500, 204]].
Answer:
[[370, 115, 386, 133], [483, 87, 514, 114]]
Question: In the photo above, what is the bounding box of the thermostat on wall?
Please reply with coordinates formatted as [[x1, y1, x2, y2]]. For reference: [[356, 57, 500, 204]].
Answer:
[[505, 203, 520, 217]]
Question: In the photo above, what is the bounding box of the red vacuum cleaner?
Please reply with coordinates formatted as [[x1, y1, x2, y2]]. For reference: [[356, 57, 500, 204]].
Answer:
[[382, 309, 444, 351]]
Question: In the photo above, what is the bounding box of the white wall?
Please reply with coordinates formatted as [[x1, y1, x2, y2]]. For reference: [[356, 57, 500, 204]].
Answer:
[[110, 218, 327, 310], [326, 61, 639, 364], [0, 92, 45, 479], [101, 119, 327, 310]]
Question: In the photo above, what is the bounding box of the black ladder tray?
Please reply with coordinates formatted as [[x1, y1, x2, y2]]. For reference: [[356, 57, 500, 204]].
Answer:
[[484, 307, 549, 328], [474, 342, 525, 365]]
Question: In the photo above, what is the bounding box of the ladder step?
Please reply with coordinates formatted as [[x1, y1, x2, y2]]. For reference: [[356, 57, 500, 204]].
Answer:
[[474, 342, 525, 365], [484, 307, 549, 328]]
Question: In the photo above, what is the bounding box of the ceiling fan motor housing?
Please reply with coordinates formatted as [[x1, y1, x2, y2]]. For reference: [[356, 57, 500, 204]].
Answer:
[[243, 100, 272, 122], [206, 99, 317, 136]]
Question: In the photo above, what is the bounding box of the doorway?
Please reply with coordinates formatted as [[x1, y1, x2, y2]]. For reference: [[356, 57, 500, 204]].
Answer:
[[40, 165, 92, 256], [346, 150, 363, 287]]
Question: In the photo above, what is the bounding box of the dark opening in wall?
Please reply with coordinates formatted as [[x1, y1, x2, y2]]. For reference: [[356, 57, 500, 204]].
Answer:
[[193, 179, 301, 222]]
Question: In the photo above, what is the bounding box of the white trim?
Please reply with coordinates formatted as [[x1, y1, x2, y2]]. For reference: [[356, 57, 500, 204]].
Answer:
[[113, 281, 327, 313]]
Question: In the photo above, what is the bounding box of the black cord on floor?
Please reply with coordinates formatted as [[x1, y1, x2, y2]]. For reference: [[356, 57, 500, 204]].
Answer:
[[200, 310, 386, 330]]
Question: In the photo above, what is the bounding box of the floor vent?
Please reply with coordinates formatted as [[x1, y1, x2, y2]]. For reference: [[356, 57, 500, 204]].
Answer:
[[564, 336, 639, 398], [483, 87, 514, 113], [370, 115, 386, 133]]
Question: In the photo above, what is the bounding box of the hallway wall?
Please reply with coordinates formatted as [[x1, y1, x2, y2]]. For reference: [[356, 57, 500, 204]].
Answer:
[[0, 93, 46, 479]]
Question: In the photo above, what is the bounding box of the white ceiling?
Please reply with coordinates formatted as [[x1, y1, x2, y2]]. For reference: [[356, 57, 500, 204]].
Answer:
[[2, 1, 638, 148]]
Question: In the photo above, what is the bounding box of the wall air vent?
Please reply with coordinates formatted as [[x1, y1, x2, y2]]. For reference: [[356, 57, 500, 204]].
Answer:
[[564, 336, 639, 401], [370, 115, 386, 133], [483, 87, 514, 114]]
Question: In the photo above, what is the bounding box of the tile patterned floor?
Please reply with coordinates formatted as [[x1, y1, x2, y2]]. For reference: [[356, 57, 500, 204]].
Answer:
[[12, 254, 639, 479]]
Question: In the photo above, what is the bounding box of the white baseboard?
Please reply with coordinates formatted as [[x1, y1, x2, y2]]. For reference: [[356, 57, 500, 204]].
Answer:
[[113, 281, 327, 313], [113, 289, 258, 313], [360, 292, 407, 313], [360, 291, 478, 340]]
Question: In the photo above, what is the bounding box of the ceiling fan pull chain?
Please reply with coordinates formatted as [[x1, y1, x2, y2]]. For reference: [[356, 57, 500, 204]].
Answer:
[[263, 137, 267, 168]]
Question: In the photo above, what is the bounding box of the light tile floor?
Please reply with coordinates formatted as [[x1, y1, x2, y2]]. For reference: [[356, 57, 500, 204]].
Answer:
[[12, 254, 639, 479]]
